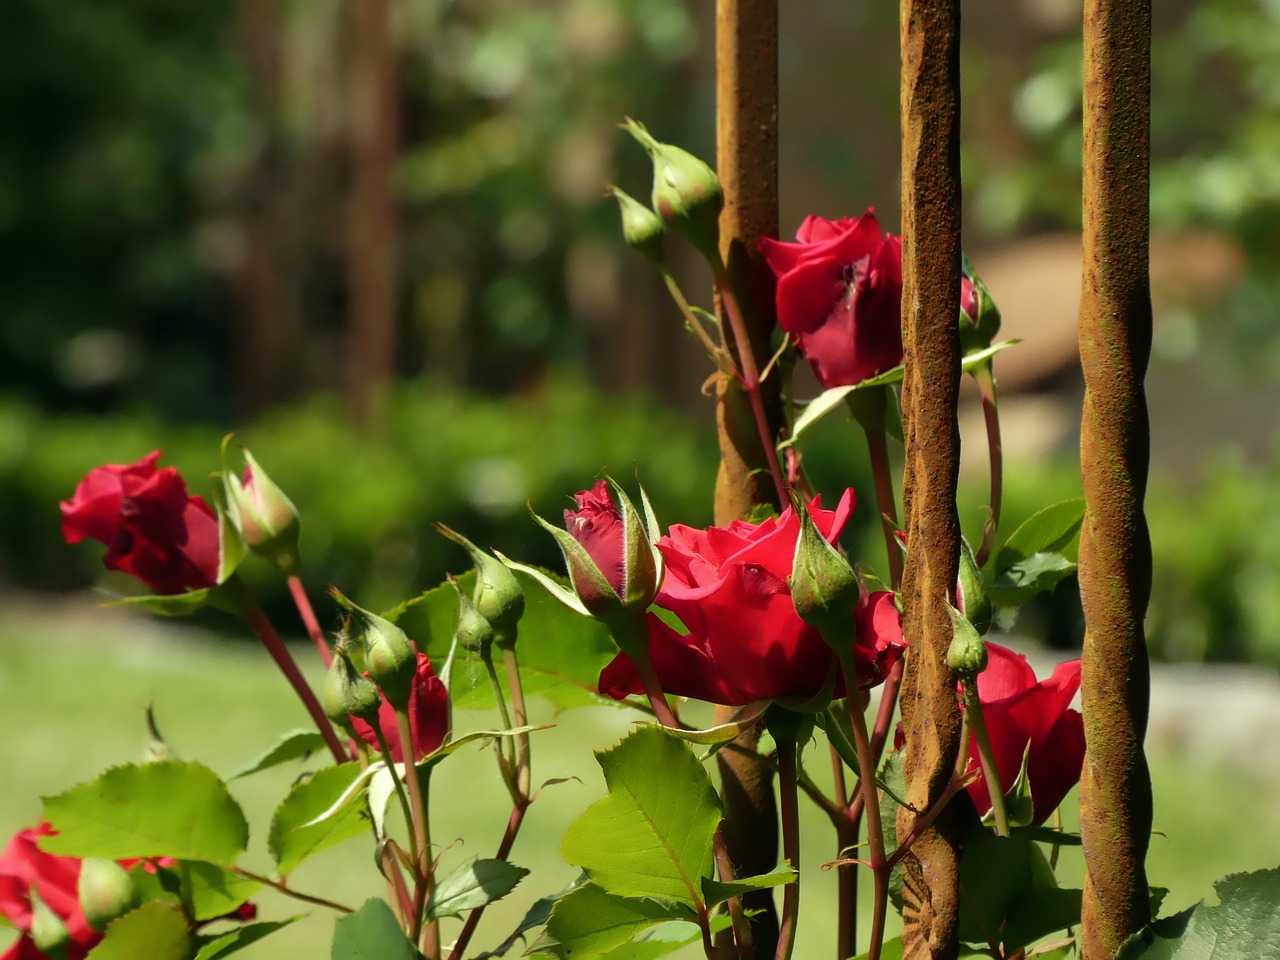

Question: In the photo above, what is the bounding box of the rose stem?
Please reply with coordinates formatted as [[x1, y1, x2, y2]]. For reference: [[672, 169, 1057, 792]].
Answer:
[[244, 604, 349, 764], [228, 866, 353, 913], [483, 651, 518, 790], [448, 796, 530, 960], [660, 265, 733, 368], [971, 361, 1003, 567], [837, 649, 889, 960], [960, 679, 1009, 836], [287, 574, 333, 667], [772, 734, 801, 960], [372, 724, 419, 875], [851, 389, 904, 590], [827, 742, 861, 960], [394, 711, 438, 955], [713, 264, 790, 508], [631, 645, 754, 960]]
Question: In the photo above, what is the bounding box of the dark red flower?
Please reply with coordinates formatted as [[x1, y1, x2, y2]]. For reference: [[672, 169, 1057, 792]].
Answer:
[[351, 649, 449, 763], [60, 452, 220, 595], [759, 210, 904, 389], [963, 643, 1085, 825], [564, 480, 626, 597], [599, 490, 905, 706]]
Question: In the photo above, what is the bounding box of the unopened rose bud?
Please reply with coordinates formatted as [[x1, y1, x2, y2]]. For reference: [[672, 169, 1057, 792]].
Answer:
[[946, 603, 989, 680], [957, 537, 993, 636], [436, 526, 525, 648], [332, 590, 416, 711], [623, 118, 723, 260], [323, 644, 381, 727], [449, 576, 494, 658], [79, 858, 141, 932], [790, 501, 861, 648], [959, 254, 1002, 354], [609, 186, 666, 264], [222, 445, 301, 575], [30, 884, 71, 956]]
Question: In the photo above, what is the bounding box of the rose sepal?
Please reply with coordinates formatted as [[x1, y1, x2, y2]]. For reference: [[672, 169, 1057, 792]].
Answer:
[[330, 587, 417, 711], [960, 253, 1003, 355], [622, 117, 723, 261], [608, 476, 664, 613], [790, 495, 861, 650]]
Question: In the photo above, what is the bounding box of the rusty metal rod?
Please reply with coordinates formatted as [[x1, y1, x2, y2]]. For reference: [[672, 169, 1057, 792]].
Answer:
[[712, 1, 782, 955], [1077, 0, 1154, 955], [896, 0, 965, 958]]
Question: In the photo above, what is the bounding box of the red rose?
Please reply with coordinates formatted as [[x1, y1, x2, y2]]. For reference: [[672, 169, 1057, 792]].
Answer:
[[60, 452, 220, 595], [0, 823, 96, 960], [598, 490, 905, 706], [963, 643, 1085, 825], [564, 480, 626, 597], [758, 210, 904, 389], [351, 649, 449, 763]]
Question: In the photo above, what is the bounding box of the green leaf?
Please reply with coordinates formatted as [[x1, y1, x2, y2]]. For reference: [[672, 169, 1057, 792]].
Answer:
[[957, 825, 1036, 947], [560, 727, 720, 907], [424, 857, 530, 921], [993, 498, 1086, 571], [532, 882, 695, 959], [853, 935, 904, 960], [229, 730, 327, 779], [1017, 825, 1083, 847], [399, 569, 617, 711], [42, 761, 248, 863], [86, 902, 191, 960], [1002, 887, 1082, 954], [331, 899, 421, 960], [665, 701, 770, 746], [131, 861, 261, 921], [269, 763, 369, 875], [194, 918, 302, 960], [702, 866, 795, 907], [987, 552, 1077, 608], [108, 589, 213, 617], [1116, 867, 1280, 959]]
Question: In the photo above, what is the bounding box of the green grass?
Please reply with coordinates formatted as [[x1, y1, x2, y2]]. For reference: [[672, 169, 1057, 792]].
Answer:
[[2, 596, 1277, 958]]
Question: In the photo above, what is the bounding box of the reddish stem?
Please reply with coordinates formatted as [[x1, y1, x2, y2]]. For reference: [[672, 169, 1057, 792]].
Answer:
[[972, 363, 1003, 568], [288, 574, 332, 667], [244, 605, 348, 764]]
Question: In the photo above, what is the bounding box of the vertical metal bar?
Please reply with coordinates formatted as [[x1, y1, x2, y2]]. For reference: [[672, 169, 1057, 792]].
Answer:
[[712, 2, 782, 955], [896, 0, 965, 957], [1077, 0, 1154, 955]]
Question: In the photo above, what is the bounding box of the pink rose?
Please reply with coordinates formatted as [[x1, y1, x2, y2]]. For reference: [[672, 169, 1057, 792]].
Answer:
[[599, 490, 905, 705], [60, 452, 220, 595], [564, 480, 626, 598], [758, 210, 904, 388], [964, 643, 1085, 825]]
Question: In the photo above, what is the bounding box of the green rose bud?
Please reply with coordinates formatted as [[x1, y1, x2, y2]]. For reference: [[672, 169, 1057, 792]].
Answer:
[[220, 442, 302, 575], [790, 500, 860, 648], [331, 589, 416, 711], [322, 643, 381, 727], [609, 185, 666, 264], [78, 858, 141, 933], [945, 603, 989, 680], [436, 526, 525, 649], [957, 536, 993, 636], [450, 576, 494, 658], [623, 118, 723, 261]]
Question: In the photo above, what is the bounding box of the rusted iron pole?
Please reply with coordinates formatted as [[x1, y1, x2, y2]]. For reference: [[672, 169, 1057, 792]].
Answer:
[[1077, 0, 1154, 955], [896, 1, 965, 958], [712, 0, 782, 954]]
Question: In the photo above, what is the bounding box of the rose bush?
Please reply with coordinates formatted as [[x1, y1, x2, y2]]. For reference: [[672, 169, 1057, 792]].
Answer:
[[59, 452, 220, 596], [758, 210, 904, 389], [598, 490, 905, 705], [350, 648, 450, 763], [964, 643, 1085, 825]]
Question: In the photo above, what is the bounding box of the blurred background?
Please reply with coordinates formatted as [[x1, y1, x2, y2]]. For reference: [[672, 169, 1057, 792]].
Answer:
[[3, 0, 1280, 954]]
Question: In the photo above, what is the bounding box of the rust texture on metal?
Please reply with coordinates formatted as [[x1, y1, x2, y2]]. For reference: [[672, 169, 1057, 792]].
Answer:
[[712, 1, 782, 954], [895, 1, 965, 958], [1077, 0, 1154, 955]]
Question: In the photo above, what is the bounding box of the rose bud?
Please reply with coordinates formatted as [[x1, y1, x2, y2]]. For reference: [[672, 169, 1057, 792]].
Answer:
[[959, 254, 1002, 354], [331, 589, 417, 711], [322, 644, 382, 729], [78, 858, 141, 933], [436, 526, 525, 649], [222, 445, 301, 575], [956, 537, 993, 636], [449, 576, 494, 658], [790, 498, 861, 647], [609, 185, 666, 264], [623, 118, 723, 260], [946, 603, 989, 680], [29, 885, 72, 957]]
